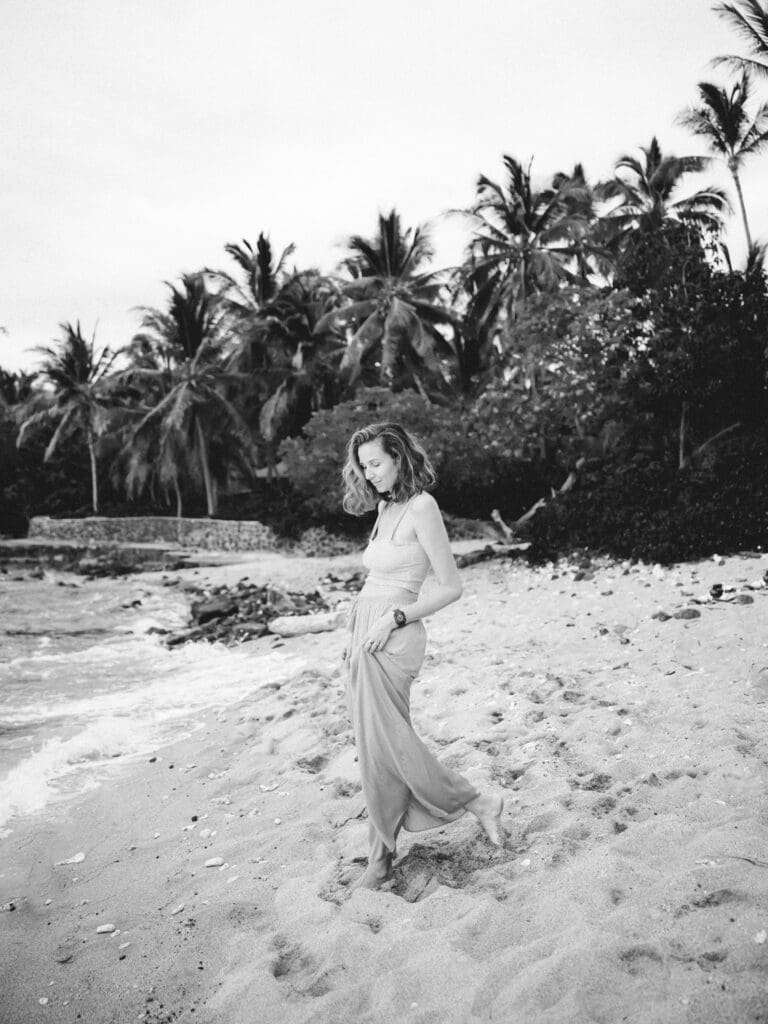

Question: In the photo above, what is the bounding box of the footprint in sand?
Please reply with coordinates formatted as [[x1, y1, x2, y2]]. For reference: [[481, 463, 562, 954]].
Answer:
[[490, 764, 527, 789], [388, 837, 512, 903], [674, 888, 743, 917], [569, 772, 613, 792], [270, 935, 334, 997], [295, 754, 329, 774], [617, 944, 666, 977]]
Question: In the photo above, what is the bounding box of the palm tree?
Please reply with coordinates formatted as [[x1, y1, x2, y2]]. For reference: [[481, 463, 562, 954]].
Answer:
[[206, 233, 296, 374], [124, 273, 252, 516], [714, 1, 768, 78], [254, 270, 344, 463], [17, 322, 118, 514], [599, 137, 731, 239], [677, 75, 768, 248], [316, 209, 458, 392], [457, 157, 599, 340], [211, 233, 295, 312], [0, 368, 34, 412], [209, 237, 344, 474]]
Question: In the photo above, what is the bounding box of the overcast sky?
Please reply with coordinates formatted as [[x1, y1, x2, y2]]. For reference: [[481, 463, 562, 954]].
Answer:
[[2, 0, 764, 372]]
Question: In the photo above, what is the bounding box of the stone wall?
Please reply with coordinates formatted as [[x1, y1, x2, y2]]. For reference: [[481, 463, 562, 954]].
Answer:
[[28, 516, 281, 552]]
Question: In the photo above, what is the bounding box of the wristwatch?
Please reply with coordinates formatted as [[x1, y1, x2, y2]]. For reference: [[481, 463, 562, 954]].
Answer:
[[392, 608, 407, 629]]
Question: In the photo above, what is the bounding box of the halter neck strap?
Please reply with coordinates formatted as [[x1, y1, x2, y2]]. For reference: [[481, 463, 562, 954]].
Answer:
[[388, 495, 415, 541], [370, 495, 416, 543]]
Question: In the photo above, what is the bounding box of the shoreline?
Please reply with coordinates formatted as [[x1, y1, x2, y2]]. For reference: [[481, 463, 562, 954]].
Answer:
[[2, 550, 768, 1023]]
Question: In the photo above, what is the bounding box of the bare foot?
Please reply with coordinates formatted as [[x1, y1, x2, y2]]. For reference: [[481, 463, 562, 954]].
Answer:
[[352, 855, 392, 890], [466, 791, 506, 847]]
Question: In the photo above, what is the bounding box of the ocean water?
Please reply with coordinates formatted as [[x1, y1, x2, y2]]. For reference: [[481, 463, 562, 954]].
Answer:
[[0, 572, 305, 834]]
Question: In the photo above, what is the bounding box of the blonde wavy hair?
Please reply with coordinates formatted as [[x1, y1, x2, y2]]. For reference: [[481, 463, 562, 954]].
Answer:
[[342, 422, 437, 515]]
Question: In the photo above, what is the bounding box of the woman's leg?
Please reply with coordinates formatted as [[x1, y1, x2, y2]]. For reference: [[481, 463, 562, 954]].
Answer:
[[352, 822, 395, 890]]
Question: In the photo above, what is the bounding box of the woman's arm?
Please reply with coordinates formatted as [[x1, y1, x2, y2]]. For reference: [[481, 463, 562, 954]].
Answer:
[[397, 492, 462, 624]]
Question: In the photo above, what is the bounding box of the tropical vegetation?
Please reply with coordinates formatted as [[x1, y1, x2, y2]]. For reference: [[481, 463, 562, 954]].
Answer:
[[3, 4, 768, 562]]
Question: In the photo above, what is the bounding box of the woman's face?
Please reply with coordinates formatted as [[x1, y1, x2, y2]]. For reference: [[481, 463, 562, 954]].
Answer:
[[357, 439, 399, 496]]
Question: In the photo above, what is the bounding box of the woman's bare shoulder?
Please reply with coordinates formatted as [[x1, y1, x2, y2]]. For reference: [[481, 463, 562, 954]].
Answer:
[[411, 491, 440, 516]]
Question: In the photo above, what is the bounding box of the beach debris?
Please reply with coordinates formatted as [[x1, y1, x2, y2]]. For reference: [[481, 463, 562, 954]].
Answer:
[[259, 783, 279, 792], [268, 610, 346, 637], [39, 998, 49, 1005], [274, 818, 282, 825], [165, 580, 336, 647], [96, 924, 116, 934], [170, 904, 185, 916], [54, 852, 85, 866], [710, 583, 723, 600], [204, 857, 224, 868], [1, 901, 16, 912], [191, 595, 239, 625]]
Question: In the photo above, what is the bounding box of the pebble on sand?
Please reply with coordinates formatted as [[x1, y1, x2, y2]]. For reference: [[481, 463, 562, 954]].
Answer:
[[170, 904, 185, 916], [205, 857, 224, 868], [755, 930, 767, 944], [54, 852, 85, 866], [96, 924, 116, 934]]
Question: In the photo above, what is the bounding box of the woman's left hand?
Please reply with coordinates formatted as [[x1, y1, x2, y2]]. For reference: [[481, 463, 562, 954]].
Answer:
[[362, 613, 395, 654]]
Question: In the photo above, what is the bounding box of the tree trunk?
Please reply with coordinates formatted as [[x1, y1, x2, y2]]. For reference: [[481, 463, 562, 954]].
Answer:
[[174, 478, 184, 543], [731, 166, 752, 251], [678, 402, 689, 471], [194, 417, 216, 517], [379, 326, 400, 386], [87, 429, 99, 514]]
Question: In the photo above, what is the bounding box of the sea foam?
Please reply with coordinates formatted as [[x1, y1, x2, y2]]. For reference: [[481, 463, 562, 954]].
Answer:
[[0, 643, 306, 830]]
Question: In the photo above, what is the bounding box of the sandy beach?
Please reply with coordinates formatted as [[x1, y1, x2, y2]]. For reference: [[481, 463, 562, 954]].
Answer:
[[2, 548, 768, 1024]]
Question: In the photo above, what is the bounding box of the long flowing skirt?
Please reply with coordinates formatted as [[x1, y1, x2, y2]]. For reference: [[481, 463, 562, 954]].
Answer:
[[347, 587, 479, 859]]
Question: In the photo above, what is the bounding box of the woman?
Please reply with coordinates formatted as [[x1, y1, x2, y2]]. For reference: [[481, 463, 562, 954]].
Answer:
[[342, 422, 505, 890]]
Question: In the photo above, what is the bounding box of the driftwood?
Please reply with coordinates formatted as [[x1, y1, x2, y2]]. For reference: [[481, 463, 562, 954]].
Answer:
[[490, 458, 585, 540], [681, 421, 741, 470], [455, 542, 530, 569]]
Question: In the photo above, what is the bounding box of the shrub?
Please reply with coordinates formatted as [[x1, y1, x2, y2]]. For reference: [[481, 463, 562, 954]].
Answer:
[[279, 387, 535, 523], [528, 430, 768, 564]]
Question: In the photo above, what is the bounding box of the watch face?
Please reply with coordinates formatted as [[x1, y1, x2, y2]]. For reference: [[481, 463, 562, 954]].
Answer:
[[394, 608, 406, 628]]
